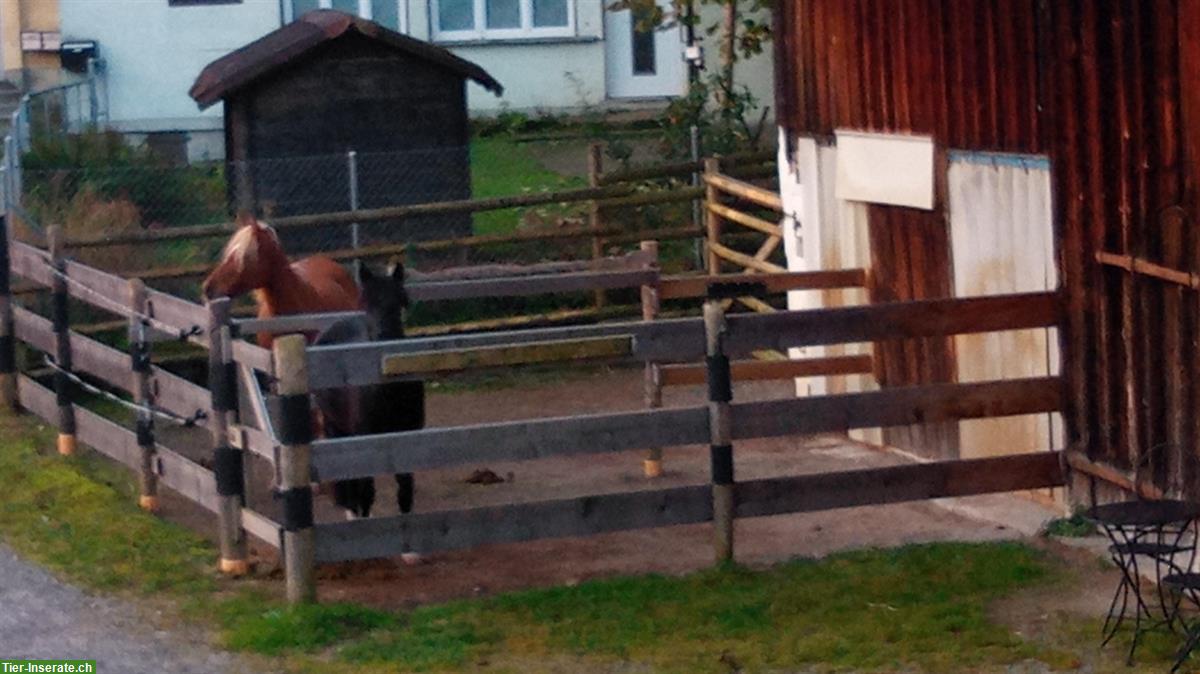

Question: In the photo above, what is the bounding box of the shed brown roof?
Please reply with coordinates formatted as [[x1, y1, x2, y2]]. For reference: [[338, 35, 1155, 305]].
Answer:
[[189, 9, 503, 108]]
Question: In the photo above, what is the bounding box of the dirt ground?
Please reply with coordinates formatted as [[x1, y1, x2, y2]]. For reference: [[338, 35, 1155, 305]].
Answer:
[[153, 366, 1076, 609]]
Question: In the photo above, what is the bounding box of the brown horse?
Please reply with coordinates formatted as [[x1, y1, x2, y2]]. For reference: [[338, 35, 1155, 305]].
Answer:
[[201, 211, 361, 347]]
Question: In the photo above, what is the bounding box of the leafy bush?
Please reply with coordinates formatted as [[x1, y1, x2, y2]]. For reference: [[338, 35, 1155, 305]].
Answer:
[[22, 129, 228, 230]]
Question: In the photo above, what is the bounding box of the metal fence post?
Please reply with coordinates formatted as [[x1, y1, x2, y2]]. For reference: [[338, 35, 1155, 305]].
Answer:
[[272, 333, 316, 604], [48, 225, 75, 455], [0, 209, 15, 410], [128, 279, 157, 511], [691, 125, 704, 269], [208, 297, 248, 575], [704, 298, 734, 563], [86, 58, 99, 126], [348, 149, 360, 277]]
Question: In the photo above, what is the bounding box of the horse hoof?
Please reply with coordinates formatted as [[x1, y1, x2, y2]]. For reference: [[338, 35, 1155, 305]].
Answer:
[[400, 552, 424, 566]]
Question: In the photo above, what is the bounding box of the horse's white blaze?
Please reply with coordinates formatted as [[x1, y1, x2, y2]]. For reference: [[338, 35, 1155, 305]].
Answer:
[[223, 223, 261, 272]]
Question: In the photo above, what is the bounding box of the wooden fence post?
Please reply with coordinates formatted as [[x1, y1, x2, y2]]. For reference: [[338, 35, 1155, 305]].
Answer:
[[640, 240, 664, 478], [0, 213, 16, 410], [208, 297, 247, 575], [48, 225, 75, 455], [704, 298, 734, 563], [273, 333, 316, 604], [128, 278, 157, 512], [588, 142, 607, 309], [704, 158, 722, 276]]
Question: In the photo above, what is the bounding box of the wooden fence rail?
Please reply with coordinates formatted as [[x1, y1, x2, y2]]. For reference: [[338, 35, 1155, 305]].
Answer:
[[310, 406, 710, 481], [17, 374, 281, 547]]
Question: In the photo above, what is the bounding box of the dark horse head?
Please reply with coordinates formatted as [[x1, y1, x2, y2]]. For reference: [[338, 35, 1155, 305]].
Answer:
[[358, 260, 408, 340], [314, 259, 423, 520]]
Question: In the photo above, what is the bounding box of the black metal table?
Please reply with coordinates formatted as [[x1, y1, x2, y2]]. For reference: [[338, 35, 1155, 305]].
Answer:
[[1085, 499, 1200, 664]]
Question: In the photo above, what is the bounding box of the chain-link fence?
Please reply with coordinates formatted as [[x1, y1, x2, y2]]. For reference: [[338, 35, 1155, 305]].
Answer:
[[11, 139, 775, 327]]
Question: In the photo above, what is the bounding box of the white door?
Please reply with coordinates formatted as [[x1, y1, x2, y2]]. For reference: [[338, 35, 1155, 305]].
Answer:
[[604, 1, 686, 99]]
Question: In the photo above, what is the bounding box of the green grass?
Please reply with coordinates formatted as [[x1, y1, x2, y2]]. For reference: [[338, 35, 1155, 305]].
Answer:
[[0, 412, 215, 596], [470, 137, 586, 236], [0, 407, 1116, 673], [1041, 512, 1099, 538]]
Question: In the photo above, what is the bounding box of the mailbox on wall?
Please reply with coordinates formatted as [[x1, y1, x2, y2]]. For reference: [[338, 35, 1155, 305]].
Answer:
[[60, 40, 98, 74]]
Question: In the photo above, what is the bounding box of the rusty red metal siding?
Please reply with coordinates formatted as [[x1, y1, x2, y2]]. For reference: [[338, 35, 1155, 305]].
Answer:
[[775, 0, 1200, 488]]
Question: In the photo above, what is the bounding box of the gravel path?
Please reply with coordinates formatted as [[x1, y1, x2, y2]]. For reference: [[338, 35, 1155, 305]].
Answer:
[[0, 543, 273, 674]]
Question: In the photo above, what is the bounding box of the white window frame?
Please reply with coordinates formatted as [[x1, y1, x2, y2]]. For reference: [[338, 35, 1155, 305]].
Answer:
[[299, 0, 409, 32], [431, 0, 576, 41]]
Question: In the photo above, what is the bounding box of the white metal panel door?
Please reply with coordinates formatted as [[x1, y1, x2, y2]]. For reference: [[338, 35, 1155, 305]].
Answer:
[[948, 152, 1061, 463], [604, 1, 685, 99]]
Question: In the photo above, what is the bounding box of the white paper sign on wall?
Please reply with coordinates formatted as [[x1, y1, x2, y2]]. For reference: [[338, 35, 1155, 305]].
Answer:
[[834, 130, 935, 210]]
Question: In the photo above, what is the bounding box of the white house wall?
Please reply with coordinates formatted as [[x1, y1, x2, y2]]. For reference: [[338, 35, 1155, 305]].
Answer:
[[947, 151, 1062, 463], [778, 131, 879, 445], [406, 0, 607, 111], [59, 0, 282, 139]]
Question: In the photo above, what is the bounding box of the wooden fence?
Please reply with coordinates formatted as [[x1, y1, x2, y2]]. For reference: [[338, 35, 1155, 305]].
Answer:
[[254, 287, 1065, 603], [0, 165, 1069, 606]]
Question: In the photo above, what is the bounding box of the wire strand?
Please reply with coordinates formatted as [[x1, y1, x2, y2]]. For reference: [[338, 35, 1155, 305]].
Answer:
[[45, 263, 203, 341], [42, 355, 207, 428]]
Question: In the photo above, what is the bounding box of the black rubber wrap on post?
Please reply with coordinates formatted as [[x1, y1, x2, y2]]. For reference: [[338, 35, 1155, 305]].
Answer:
[[270, 394, 313, 446], [0, 335, 14, 373], [135, 417, 154, 447], [706, 354, 732, 402], [280, 487, 314, 531], [213, 444, 244, 497], [710, 443, 734, 485]]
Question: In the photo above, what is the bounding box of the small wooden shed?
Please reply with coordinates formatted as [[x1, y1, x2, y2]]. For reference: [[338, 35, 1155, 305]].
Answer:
[[189, 9, 503, 248]]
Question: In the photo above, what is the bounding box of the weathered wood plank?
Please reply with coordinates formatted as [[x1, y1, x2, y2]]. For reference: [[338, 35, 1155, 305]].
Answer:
[[69, 331, 129, 388], [707, 202, 782, 237], [1095, 250, 1198, 288], [310, 406, 710, 481], [62, 259, 129, 312], [19, 308, 130, 388], [730, 377, 1062, 440], [9, 240, 52, 286], [658, 269, 867, 299], [407, 269, 658, 303], [723, 292, 1061, 355], [242, 508, 281, 549], [381, 336, 633, 376], [153, 368, 212, 430], [708, 242, 787, 273], [704, 173, 784, 211], [74, 404, 142, 471], [660, 354, 875, 387], [14, 306, 54, 353], [230, 339, 274, 374], [736, 451, 1065, 518], [17, 374, 58, 425], [235, 312, 365, 337], [144, 289, 207, 344], [1064, 449, 1164, 500], [18, 374, 224, 513], [156, 446, 219, 513], [409, 250, 654, 281], [314, 484, 713, 562], [307, 317, 706, 389]]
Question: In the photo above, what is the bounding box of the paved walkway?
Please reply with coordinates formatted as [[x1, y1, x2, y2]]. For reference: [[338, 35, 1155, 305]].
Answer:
[[0, 544, 271, 674]]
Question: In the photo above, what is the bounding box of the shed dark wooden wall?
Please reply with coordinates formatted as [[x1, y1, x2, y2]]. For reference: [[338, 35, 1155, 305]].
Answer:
[[224, 32, 472, 245], [775, 0, 1200, 488]]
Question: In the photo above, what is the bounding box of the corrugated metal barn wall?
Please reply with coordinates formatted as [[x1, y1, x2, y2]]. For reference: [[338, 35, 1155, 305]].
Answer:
[[774, 0, 1200, 493]]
